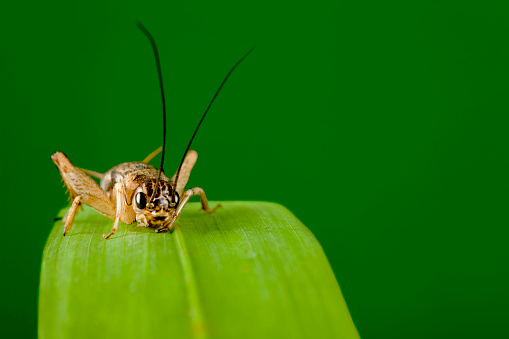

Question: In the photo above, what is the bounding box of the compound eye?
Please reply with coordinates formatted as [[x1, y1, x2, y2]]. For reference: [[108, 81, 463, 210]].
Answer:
[[135, 192, 147, 209], [170, 192, 179, 208]]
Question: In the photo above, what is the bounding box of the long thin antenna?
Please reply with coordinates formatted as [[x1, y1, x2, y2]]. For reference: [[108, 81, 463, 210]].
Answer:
[[173, 45, 255, 197], [137, 21, 167, 203]]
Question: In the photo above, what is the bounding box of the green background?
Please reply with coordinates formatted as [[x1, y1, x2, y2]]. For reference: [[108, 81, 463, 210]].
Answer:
[[1, 1, 508, 338]]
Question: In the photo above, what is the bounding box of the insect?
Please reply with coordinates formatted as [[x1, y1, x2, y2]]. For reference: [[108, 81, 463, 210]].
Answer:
[[52, 22, 254, 239]]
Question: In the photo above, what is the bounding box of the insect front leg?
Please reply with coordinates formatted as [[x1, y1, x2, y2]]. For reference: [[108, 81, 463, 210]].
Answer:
[[156, 187, 220, 233]]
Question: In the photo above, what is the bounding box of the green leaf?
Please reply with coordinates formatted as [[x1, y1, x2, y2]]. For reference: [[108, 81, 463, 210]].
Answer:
[[39, 202, 359, 339]]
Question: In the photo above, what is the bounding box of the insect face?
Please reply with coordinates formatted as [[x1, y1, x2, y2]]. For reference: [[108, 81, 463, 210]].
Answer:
[[133, 180, 180, 228]]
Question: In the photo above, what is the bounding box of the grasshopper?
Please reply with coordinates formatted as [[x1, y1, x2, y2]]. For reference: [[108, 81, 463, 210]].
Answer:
[[52, 22, 254, 239]]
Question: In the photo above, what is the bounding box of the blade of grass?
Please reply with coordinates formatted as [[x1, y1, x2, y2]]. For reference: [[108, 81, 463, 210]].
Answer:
[[39, 201, 359, 339]]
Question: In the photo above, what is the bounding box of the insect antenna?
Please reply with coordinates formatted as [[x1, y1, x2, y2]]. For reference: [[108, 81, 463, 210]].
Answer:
[[136, 21, 167, 204], [172, 45, 255, 200]]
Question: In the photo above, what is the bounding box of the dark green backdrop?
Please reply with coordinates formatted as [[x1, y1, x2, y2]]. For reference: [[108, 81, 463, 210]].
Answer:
[[1, 1, 508, 338]]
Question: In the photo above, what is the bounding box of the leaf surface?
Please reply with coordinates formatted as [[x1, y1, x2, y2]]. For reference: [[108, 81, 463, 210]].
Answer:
[[39, 201, 359, 339]]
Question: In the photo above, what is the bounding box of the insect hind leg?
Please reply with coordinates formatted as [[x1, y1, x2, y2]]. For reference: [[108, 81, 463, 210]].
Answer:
[[52, 152, 116, 235]]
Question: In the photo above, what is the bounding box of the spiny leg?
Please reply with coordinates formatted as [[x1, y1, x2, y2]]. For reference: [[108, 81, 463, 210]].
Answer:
[[102, 183, 125, 239], [143, 146, 163, 163], [52, 152, 116, 236], [63, 196, 82, 236], [79, 168, 105, 180], [171, 150, 198, 195], [156, 187, 220, 233]]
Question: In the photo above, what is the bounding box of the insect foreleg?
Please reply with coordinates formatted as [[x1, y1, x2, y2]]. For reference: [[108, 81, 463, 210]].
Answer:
[[156, 187, 220, 233]]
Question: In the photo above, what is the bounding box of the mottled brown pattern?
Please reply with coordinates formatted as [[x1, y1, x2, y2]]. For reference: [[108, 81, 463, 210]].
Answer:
[[100, 161, 174, 200]]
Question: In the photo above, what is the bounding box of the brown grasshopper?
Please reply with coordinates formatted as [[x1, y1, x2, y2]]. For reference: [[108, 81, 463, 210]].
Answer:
[[52, 22, 254, 239]]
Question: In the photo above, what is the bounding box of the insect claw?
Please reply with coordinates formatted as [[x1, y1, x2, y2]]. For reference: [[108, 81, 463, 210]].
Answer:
[[202, 204, 221, 213], [155, 227, 169, 234]]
